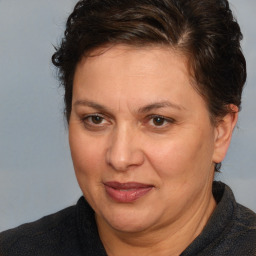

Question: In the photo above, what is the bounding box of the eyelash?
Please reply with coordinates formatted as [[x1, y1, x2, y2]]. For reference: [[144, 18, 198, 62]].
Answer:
[[80, 114, 175, 130], [81, 114, 108, 127], [146, 115, 175, 128]]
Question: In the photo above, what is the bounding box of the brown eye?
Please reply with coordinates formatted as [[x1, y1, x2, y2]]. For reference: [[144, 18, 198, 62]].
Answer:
[[81, 114, 110, 131], [90, 115, 104, 124], [148, 115, 175, 128], [152, 116, 165, 126]]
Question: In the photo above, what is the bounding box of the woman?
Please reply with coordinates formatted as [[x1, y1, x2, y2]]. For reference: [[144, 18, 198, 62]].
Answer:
[[0, 0, 255, 255]]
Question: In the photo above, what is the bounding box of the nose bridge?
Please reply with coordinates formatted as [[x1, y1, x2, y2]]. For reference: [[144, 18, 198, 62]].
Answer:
[[106, 122, 144, 171]]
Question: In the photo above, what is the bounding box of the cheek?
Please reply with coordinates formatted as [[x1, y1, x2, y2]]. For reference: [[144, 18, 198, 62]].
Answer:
[[145, 129, 215, 180], [69, 126, 105, 181]]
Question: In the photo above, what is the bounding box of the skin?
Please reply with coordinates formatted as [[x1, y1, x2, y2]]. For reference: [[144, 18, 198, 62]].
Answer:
[[69, 45, 238, 256]]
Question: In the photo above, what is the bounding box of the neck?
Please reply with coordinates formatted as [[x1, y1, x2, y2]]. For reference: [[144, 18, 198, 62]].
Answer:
[[96, 189, 216, 256]]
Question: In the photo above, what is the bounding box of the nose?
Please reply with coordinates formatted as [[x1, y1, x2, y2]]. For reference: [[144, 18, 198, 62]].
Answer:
[[106, 125, 145, 172]]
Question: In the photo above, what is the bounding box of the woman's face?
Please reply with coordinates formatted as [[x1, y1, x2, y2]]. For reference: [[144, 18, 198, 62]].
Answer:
[[69, 45, 219, 233]]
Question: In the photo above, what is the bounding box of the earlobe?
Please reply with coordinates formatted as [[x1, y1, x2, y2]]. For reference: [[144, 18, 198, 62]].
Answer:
[[212, 104, 238, 164]]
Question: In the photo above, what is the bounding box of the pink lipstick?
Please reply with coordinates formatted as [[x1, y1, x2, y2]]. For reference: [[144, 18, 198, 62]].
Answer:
[[104, 182, 153, 203]]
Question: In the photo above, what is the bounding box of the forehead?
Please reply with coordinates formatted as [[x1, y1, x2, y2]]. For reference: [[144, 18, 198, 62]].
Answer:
[[75, 44, 191, 86], [85, 44, 188, 67], [73, 44, 207, 114]]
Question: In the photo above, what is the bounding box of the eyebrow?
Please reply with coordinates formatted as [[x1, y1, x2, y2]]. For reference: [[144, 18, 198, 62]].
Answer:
[[73, 99, 185, 113], [73, 100, 110, 112], [138, 101, 186, 113]]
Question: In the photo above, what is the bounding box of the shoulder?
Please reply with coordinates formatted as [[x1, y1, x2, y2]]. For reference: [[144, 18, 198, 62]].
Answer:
[[183, 182, 256, 256], [226, 203, 256, 255], [0, 203, 82, 256], [219, 182, 256, 238], [235, 202, 256, 227], [212, 182, 256, 255]]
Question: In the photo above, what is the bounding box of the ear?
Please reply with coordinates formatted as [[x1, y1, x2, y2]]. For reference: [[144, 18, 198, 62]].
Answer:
[[212, 104, 238, 164]]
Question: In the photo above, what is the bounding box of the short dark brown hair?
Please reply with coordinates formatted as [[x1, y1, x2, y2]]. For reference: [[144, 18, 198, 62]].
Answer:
[[52, 0, 246, 124]]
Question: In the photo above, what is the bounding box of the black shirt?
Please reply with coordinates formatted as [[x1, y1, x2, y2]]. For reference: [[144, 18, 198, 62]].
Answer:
[[0, 182, 256, 256]]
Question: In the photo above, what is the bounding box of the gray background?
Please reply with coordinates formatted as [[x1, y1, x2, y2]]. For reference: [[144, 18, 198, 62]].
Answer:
[[0, 0, 255, 232]]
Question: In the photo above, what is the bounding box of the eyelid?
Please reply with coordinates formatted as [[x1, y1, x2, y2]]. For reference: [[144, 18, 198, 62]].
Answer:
[[80, 112, 175, 129], [81, 113, 111, 127], [147, 114, 175, 122], [146, 114, 176, 127], [82, 113, 104, 119]]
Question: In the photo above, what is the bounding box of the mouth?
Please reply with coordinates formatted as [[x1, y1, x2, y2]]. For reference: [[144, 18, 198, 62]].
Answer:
[[104, 181, 154, 203]]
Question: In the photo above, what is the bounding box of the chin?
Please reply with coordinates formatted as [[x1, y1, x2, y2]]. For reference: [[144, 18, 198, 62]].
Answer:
[[98, 206, 158, 233], [108, 219, 150, 233]]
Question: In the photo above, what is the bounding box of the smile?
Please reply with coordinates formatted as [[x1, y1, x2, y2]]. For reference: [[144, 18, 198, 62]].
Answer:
[[104, 182, 154, 203]]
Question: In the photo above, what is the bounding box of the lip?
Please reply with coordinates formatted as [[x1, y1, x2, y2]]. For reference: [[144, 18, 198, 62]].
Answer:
[[104, 181, 154, 203]]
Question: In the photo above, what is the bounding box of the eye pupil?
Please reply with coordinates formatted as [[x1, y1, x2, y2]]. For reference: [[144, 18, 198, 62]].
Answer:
[[153, 117, 164, 126], [92, 116, 103, 124]]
